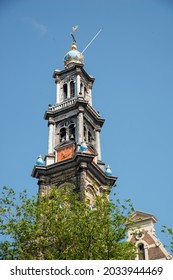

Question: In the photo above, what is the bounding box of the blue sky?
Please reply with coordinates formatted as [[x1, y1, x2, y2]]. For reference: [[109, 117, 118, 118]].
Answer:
[[0, 0, 173, 250]]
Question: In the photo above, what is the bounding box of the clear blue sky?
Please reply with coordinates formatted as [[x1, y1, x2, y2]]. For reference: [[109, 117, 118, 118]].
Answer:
[[0, 0, 173, 250]]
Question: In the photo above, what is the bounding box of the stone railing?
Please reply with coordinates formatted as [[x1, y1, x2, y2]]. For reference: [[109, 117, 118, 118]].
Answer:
[[48, 97, 77, 112]]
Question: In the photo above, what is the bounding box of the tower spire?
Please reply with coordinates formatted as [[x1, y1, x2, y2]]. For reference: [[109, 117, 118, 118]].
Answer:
[[32, 30, 117, 200]]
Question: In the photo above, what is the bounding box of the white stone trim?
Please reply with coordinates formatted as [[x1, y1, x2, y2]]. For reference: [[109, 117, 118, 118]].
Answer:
[[135, 240, 149, 260]]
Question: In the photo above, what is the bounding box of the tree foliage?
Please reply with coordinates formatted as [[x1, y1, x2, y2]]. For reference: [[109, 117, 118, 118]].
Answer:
[[0, 185, 136, 260], [161, 226, 173, 254]]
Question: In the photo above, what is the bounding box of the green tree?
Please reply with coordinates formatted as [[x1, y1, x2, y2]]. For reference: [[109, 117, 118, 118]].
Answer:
[[161, 226, 173, 254], [0, 185, 136, 260]]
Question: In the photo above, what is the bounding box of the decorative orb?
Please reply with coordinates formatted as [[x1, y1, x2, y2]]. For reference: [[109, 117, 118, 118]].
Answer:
[[36, 154, 44, 166], [64, 43, 84, 67], [79, 140, 88, 152], [105, 165, 112, 176]]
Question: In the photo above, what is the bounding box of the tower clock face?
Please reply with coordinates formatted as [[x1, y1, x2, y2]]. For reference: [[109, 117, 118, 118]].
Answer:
[[57, 145, 74, 162]]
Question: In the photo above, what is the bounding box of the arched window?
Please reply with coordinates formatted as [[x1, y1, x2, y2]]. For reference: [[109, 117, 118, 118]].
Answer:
[[69, 123, 75, 141], [86, 186, 95, 209], [60, 127, 66, 143], [138, 243, 145, 260], [63, 84, 67, 100], [70, 81, 75, 98], [59, 120, 76, 144]]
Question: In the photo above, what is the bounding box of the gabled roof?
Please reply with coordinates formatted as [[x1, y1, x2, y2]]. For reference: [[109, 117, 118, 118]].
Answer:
[[130, 210, 158, 223]]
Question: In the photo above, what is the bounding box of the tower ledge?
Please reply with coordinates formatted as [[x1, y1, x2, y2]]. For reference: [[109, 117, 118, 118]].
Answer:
[[32, 152, 117, 195], [53, 63, 95, 83], [44, 97, 105, 127]]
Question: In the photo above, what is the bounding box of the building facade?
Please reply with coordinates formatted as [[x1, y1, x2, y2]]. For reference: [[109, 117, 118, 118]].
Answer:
[[127, 211, 172, 260], [32, 36, 172, 260]]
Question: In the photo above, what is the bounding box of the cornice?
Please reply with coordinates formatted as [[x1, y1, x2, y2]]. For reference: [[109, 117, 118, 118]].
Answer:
[[53, 64, 95, 83]]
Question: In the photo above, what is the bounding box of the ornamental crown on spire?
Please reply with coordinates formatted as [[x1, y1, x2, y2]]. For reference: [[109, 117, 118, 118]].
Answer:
[[64, 26, 84, 67]]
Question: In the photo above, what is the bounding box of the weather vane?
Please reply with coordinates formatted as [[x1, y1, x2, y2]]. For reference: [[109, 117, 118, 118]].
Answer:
[[71, 25, 79, 43]]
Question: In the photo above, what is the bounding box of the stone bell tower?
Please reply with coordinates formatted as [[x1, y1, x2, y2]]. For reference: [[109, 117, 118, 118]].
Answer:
[[32, 35, 117, 204]]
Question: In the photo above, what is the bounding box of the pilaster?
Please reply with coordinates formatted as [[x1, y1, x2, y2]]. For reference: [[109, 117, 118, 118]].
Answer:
[[95, 127, 102, 161], [88, 82, 93, 106], [38, 176, 50, 196], [76, 68, 81, 96], [55, 77, 61, 104], [77, 106, 84, 145], [48, 118, 55, 154]]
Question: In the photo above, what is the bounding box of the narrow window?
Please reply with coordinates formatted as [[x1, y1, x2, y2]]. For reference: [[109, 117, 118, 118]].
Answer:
[[88, 131, 92, 143], [80, 83, 83, 94], [60, 127, 66, 143], [84, 126, 87, 141], [69, 124, 75, 140], [63, 84, 67, 100], [70, 81, 75, 98], [138, 243, 145, 260], [86, 186, 95, 210]]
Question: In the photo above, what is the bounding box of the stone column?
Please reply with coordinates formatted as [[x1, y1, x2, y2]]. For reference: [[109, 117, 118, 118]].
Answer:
[[95, 127, 101, 160], [48, 119, 55, 154], [55, 77, 61, 104]]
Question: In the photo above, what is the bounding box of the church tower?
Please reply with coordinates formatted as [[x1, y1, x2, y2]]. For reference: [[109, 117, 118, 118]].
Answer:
[[32, 35, 117, 204]]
